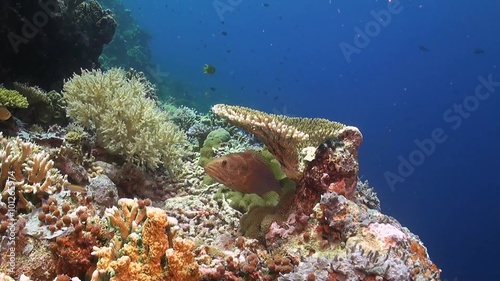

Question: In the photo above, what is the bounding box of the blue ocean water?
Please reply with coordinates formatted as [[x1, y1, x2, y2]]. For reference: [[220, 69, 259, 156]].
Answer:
[[122, 1, 500, 280]]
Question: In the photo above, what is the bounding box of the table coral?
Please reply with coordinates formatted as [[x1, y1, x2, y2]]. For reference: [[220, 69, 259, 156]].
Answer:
[[211, 104, 350, 180]]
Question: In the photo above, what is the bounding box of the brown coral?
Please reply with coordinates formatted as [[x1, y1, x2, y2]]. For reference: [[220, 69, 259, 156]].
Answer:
[[211, 104, 353, 180], [292, 136, 360, 216]]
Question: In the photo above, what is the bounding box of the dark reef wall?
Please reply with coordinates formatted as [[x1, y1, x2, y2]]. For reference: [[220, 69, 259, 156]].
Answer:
[[0, 0, 116, 90], [99, 0, 152, 72]]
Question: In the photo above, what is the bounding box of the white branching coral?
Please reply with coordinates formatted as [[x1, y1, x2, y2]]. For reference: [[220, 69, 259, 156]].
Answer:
[[0, 133, 68, 209], [62, 68, 187, 172]]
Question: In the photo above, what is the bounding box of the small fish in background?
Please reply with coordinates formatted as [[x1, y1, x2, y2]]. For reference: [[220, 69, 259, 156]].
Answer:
[[65, 184, 87, 194], [203, 64, 216, 75], [220, 31, 228, 36], [204, 151, 281, 195], [0, 106, 11, 121], [473, 48, 485, 54], [418, 45, 429, 52]]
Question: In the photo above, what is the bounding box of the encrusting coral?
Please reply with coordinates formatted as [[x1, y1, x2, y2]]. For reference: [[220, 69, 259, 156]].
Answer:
[[62, 68, 187, 173], [211, 104, 357, 180], [291, 136, 361, 217]]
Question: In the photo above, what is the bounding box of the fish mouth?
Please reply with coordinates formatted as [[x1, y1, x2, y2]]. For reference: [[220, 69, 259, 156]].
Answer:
[[204, 166, 223, 183]]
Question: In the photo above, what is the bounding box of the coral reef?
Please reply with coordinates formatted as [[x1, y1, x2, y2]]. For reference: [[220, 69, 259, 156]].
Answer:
[[355, 180, 381, 211], [0, 0, 116, 90], [13, 83, 68, 125], [211, 105, 363, 241], [0, 104, 439, 281], [62, 68, 187, 172]]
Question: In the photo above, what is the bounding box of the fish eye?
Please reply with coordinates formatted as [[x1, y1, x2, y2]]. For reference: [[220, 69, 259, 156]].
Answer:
[[221, 160, 227, 167]]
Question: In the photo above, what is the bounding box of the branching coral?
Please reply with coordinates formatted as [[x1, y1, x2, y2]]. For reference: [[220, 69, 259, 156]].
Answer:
[[0, 88, 28, 108], [103, 198, 147, 241], [62, 68, 187, 172], [211, 104, 354, 180], [91, 198, 199, 281], [165, 238, 200, 281], [0, 133, 68, 209], [13, 82, 50, 104], [13, 82, 67, 124]]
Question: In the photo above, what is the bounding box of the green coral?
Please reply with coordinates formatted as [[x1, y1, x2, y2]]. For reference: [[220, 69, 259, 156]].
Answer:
[[215, 188, 281, 213], [0, 88, 28, 108], [240, 190, 295, 239], [210, 148, 294, 213], [198, 128, 230, 167], [65, 131, 85, 143], [62, 68, 187, 173], [260, 149, 287, 181]]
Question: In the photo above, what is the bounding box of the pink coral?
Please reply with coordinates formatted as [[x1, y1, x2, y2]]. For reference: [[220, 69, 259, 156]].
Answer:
[[366, 222, 407, 248]]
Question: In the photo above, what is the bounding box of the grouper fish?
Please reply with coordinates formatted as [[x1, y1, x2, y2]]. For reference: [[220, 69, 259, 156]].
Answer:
[[204, 150, 281, 195]]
